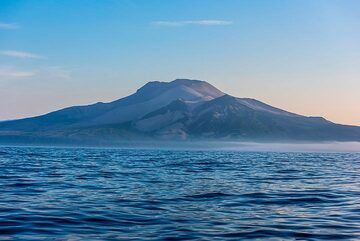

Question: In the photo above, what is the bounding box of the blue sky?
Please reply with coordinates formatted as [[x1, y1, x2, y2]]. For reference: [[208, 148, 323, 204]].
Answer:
[[0, 0, 359, 125]]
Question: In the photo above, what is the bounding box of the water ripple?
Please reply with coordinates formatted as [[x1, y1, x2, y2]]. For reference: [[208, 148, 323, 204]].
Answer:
[[0, 146, 359, 240]]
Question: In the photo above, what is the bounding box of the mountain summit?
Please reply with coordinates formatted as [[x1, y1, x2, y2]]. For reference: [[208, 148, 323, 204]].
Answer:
[[0, 79, 359, 143]]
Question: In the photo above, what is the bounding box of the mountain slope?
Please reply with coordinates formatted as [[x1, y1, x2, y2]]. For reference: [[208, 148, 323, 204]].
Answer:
[[91, 79, 223, 125], [187, 95, 358, 140], [0, 79, 359, 143], [131, 95, 360, 141], [0, 79, 223, 132]]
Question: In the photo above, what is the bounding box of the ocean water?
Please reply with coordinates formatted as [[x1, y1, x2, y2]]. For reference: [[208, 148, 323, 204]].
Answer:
[[0, 146, 359, 240]]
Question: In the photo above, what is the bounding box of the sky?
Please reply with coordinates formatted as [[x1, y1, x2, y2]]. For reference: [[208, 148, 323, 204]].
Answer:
[[0, 0, 359, 125]]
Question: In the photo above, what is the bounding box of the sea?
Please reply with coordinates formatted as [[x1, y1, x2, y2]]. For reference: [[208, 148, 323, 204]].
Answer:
[[0, 145, 359, 240]]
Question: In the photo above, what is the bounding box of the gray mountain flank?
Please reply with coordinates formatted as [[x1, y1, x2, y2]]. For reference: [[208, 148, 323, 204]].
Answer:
[[0, 79, 359, 143]]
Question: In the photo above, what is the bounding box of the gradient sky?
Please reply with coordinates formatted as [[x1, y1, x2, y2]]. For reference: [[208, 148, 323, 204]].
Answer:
[[0, 0, 359, 125]]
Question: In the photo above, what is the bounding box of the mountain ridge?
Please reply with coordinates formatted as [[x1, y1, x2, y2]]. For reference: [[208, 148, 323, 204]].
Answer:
[[0, 79, 359, 143]]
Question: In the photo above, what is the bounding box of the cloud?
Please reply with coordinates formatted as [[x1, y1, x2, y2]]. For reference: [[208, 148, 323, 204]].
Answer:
[[151, 20, 233, 27], [0, 50, 45, 59], [0, 67, 36, 78], [0, 66, 71, 80], [0, 22, 19, 29]]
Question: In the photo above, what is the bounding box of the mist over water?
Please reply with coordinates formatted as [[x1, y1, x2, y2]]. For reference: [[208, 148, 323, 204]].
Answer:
[[1, 146, 359, 240], [193, 141, 360, 153], [87, 141, 360, 153]]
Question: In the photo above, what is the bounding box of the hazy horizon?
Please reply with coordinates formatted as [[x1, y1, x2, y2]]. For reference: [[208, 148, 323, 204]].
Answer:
[[1, 0, 360, 125], [2, 140, 360, 153]]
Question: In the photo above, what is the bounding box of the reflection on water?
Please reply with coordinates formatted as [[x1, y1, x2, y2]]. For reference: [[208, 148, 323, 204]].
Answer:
[[0, 147, 359, 240]]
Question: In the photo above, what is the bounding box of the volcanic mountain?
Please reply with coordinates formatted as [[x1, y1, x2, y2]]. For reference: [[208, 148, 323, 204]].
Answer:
[[0, 79, 359, 144]]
